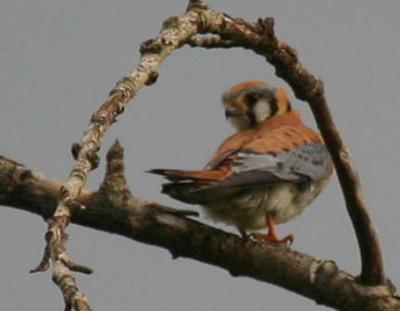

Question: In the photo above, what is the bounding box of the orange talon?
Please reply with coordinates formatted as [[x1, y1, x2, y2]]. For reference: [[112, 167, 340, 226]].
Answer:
[[250, 216, 294, 245]]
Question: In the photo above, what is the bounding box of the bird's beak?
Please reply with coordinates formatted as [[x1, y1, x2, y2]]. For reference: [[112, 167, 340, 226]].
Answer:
[[225, 107, 239, 119]]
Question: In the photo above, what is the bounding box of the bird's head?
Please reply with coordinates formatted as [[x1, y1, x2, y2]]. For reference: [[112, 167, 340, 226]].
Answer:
[[222, 80, 292, 130]]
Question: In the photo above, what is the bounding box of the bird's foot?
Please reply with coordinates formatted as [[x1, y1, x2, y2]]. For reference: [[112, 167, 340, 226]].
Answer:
[[249, 232, 294, 245]]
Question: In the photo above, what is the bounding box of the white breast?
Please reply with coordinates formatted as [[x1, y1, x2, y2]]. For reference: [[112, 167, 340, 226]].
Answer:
[[203, 178, 330, 231]]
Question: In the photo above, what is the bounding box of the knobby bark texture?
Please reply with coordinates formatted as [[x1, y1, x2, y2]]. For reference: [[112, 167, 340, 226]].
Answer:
[[184, 9, 385, 286], [0, 149, 399, 311], [1, 0, 393, 310]]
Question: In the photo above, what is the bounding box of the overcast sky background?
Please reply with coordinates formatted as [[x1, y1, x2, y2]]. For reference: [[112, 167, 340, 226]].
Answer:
[[1, 1, 399, 310]]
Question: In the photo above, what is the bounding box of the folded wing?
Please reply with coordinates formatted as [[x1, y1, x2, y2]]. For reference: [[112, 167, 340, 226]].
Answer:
[[148, 111, 332, 203]]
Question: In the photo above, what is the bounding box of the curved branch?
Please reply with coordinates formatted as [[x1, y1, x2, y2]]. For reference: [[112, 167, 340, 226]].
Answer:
[[0, 151, 398, 311], [35, 4, 209, 309], [33, 0, 385, 307], [186, 12, 384, 286]]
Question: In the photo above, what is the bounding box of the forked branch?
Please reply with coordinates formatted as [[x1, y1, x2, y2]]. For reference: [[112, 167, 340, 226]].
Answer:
[[25, 0, 387, 309], [0, 148, 398, 311]]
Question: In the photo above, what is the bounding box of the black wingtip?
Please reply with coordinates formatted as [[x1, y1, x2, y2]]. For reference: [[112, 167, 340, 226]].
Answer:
[[161, 182, 174, 193], [146, 169, 167, 175], [147, 169, 184, 182]]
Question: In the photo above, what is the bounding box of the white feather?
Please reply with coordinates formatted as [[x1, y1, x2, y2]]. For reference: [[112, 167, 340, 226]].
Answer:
[[253, 99, 272, 123]]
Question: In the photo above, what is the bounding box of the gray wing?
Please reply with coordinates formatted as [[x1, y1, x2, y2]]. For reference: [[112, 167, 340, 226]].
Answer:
[[202, 143, 332, 189]]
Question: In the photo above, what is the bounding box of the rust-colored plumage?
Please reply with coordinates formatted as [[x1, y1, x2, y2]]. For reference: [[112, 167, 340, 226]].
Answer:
[[209, 111, 321, 163], [150, 81, 333, 244]]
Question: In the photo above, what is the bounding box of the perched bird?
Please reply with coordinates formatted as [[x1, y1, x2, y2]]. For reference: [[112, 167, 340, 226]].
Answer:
[[149, 81, 333, 244]]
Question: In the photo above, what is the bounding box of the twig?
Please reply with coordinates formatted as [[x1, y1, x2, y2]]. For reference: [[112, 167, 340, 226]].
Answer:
[[30, 0, 385, 308], [33, 3, 210, 309], [0, 152, 398, 311], [187, 35, 241, 49]]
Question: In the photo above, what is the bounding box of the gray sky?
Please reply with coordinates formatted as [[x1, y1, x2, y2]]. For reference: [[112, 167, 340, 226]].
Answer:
[[1, 1, 399, 310]]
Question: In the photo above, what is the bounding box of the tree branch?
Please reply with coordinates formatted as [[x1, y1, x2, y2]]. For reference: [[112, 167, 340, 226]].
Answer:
[[185, 11, 385, 286], [27, 0, 386, 307], [0, 149, 398, 311], [34, 4, 209, 310]]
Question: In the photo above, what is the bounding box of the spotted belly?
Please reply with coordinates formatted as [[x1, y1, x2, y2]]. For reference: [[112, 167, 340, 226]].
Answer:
[[203, 179, 329, 231]]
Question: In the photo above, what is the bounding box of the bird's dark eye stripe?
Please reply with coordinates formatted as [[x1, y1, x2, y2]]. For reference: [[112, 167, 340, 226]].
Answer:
[[245, 93, 260, 126], [246, 111, 257, 126], [244, 89, 278, 116], [269, 94, 278, 116], [245, 93, 259, 107]]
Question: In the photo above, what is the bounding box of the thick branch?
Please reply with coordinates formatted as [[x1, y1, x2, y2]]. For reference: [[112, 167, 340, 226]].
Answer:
[[31, 0, 385, 307], [186, 13, 384, 286], [0, 153, 398, 311]]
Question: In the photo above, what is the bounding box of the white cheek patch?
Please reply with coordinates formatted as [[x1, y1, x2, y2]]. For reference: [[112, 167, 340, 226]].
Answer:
[[253, 100, 272, 123]]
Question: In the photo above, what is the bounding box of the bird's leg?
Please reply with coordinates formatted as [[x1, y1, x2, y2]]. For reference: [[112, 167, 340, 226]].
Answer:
[[266, 216, 293, 244], [251, 216, 293, 245]]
